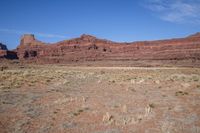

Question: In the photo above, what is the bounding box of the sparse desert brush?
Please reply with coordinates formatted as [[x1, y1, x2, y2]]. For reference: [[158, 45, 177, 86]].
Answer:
[[175, 91, 189, 96], [100, 70, 105, 74], [192, 77, 199, 82], [73, 111, 82, 116], [22, 71, 31, 77], [102, 112, 114, 124], [108, 79, 116, 84], [13, 83, 21, 88], [0, 85, 11, 89], [72, 108, 87, 116], [0, 68, 63, 89], [149, 103, 155, 108], [126, 78, 132, 81], [171, 74, 200, 82], [128, 87, 136, 92], [0, 66, 8, 71]]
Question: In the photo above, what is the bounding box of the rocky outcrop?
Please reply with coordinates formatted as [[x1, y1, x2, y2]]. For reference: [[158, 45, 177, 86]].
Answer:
[[17, 34, 45, 59], [0, 43, 8, 50], [19, 34, 45, 47], [0, 43, 18, 60], [16, 33, 200, 64], [187, 32, 200, 38], [0, 50, 18, 59]]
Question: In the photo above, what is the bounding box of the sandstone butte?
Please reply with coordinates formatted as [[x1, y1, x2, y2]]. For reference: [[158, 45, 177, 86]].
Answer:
[[1, 33, 200, 65]]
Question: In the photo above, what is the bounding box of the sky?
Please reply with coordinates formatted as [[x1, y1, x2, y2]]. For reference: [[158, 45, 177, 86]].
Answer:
[[0, 0, 200, 49]]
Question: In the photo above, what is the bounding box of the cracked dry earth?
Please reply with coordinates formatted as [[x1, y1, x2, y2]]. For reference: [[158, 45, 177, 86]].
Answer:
[[0, 66, 200, 133]]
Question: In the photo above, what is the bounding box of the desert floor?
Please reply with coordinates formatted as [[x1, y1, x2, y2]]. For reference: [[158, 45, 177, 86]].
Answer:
[[0, 65, 200, 133]]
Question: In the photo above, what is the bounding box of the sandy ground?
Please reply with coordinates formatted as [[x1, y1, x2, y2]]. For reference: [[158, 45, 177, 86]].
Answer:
[[0, 65, 200, 133]]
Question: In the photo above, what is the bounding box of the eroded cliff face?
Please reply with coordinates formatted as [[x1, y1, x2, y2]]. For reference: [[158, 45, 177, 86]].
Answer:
[[17, 34, 45, 59], [0, 43, 18, 60], [0, 43, 8, 50], [16, 33, 200, 63]]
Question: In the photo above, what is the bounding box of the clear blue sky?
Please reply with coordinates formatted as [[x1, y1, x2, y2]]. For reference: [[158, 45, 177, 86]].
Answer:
[[0, 0, 200, 49]]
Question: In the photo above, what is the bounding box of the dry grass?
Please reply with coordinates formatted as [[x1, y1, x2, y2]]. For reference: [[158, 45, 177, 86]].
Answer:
[[0, 65, 200, 133], [0, 67, 71, 89]]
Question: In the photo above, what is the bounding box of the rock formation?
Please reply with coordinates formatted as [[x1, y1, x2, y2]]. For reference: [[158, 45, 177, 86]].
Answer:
[[0, 43, 18, 60], [19, 34, 45, 46], [15, 33, 200, 64], [17, 34, 45, 59], [0, 43, 8, 50], [187, 32, 200, 38]]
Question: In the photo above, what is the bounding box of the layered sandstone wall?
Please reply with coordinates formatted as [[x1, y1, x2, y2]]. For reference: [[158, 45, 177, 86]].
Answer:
[[20, 34, 35, 46], [15, 33, 200, 63]]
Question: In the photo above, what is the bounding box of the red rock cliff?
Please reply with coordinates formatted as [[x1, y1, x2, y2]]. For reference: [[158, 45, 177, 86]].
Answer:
[[0, 43, 18, 60], [16, 33, 200, 63]]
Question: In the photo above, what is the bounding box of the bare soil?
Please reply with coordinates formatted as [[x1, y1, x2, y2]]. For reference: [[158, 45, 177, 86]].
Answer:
[[0, 65, 200, 133]]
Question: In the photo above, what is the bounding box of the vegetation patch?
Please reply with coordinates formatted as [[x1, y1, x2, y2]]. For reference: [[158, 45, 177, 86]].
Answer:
[[175, 91, 189, 96]]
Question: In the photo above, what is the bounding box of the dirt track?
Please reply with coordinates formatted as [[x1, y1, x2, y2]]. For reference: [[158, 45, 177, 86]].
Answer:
[[0, 66, 200, 133]]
